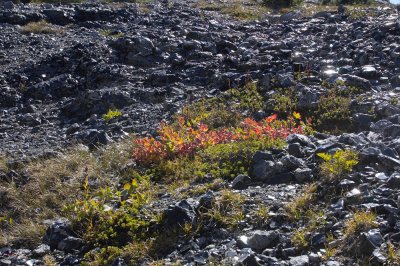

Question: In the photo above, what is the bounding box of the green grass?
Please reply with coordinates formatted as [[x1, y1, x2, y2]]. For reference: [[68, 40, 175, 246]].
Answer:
[[317, 150, 359, 182]]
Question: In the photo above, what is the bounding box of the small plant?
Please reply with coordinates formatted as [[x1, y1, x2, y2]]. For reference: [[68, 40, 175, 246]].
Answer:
[[390, 97, 399, 106], [387, 243, 400, 264], [99, 29, 125, 38], [177, 98, 242, 130], [323, 244, 336, 260], [251, 204, 269, 226], [196, 0, 268, 20], [263, 0, 302, 8], [292, 228, 308, 249], [314, 89, 351, 127], [317, 150, 359, 182], [199, 190, 245, 230], [102, 109, 122, 121], [344, 211, 377, 236], [64, 177, 149, 247], [271, 88, 298, 115], [227, 82, 264, 112], [42, 255, 57, 266], [285, 184, 317, 220], [290, 209, 326, 250], [20, 20, 61, 34]]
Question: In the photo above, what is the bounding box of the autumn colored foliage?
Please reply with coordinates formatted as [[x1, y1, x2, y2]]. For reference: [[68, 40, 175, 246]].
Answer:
[[133, 113, 310, 164]]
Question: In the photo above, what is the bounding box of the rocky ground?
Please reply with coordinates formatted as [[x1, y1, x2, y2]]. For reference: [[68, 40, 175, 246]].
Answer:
[[1, 0, 400, 265]]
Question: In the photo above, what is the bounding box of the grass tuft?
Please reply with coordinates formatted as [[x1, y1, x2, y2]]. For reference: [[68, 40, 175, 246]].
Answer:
[[344, 211, 377, 236], [20, 20, 62, 34]]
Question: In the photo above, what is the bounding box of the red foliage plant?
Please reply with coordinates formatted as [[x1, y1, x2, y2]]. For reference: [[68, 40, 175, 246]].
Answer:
[[133, 113, 309, 164]]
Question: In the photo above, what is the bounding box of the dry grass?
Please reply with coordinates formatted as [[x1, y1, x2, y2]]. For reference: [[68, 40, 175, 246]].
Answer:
[[195, 0, 270, 20], [199, 189, 245, 230], [250, 204, 269, 227], [0, 138, 136, 247], [42, 255, 57, 266], [285, 184, 317, 220], [387, 243, 400, 265], [344, 210, 377, 236], [291, 228, 309, 248], [297, 3, 337, 16], [20, 20, 63, 34]]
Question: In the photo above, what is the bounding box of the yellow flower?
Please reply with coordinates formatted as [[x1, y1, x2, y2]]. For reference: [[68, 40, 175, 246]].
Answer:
[[293, 112, 301, 119]]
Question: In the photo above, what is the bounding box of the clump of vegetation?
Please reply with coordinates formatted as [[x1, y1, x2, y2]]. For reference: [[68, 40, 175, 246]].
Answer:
[[102, 109, 122, 121], [64, 177, 150, 247], [387, 243, 400, 264], [286, 185, 331, 250], [199, 189, 245, 230], [269, 80, 363, 133], [286, 184, 317, 220], [317, 149, 359, 182], [344, 211, 377, 236], [99, 29, 125, 38], [0, 140, 136, 248], [196, 0, 269, 20], [271, 88, 298, 115], [389, 97, 399, 106], [20, 20, 61, 34], [291, 210, 326, 249], [314, 90, 352, 127], [251, 204, 269, 227], [176, 98, 242, 130], [292, 228, 309, 248], [263, 0, 303, 8], [147, 137, 285, 184], [133, 114, 307, 164], [323, 243, 337, 260], [228, 82, 264, 113]]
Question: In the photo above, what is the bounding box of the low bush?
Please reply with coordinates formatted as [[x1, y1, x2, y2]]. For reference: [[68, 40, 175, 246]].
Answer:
[[315, 90, 352, 127], [133, 114, 308, 165], [271, 88, 298, 116], [227, 82, 264, 113], [175, 98, 242, 130], [317, 149, 359, 182], [64, 177, 151, 247], [102, 109, 122, 121]]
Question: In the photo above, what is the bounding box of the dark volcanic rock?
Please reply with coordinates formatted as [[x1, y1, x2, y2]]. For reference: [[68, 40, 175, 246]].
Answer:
[[42, 218, 73, 250]]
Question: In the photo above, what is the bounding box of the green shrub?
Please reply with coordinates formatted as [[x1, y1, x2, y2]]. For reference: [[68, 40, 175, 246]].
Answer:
[[64, 178, 149, 247], [317, 149, 358, 182], [227, 82, 264, 113], [176, 98, 242, 130], [199, 189, 245, 230], [102, 109, 122, 121], [314, 90, 351, 127], [99, 29, 125, 38], [271, 88, 298, 115], [150, 138, 285, 183], [200, 139, 285, 180]]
